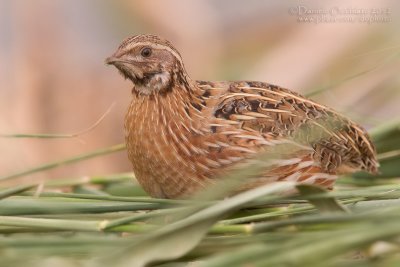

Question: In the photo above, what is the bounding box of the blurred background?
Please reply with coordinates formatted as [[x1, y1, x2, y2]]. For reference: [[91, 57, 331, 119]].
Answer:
[[0, 0, 399, 183]]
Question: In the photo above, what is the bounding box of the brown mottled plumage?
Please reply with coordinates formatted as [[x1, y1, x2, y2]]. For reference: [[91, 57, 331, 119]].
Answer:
[[106, 34, 379, 199]]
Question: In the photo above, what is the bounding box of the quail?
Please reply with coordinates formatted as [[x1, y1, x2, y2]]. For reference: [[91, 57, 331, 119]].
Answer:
[[106, 34, 378, 199]]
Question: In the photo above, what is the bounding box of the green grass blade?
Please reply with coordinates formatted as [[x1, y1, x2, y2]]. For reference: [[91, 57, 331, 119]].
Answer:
[[296, 184, 349, 213], [101, 182, 296, 267], [0, 143, 126, 182], [0, 184, 38, 200]]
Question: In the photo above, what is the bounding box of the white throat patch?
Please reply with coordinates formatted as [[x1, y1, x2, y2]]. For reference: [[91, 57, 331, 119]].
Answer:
[[135, 71, 171, 95]]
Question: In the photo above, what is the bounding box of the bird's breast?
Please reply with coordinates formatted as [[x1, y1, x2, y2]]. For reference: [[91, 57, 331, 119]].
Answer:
[[124, 95, 214, 198]]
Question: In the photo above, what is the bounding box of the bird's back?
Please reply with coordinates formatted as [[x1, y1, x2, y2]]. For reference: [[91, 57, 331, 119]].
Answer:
[[197, 80, 379, 176]]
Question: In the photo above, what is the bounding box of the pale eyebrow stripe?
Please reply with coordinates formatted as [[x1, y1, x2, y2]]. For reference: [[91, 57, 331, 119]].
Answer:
[[123, 42, 183, 65]]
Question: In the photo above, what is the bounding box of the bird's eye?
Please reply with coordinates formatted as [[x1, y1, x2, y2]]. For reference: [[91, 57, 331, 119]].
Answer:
[[141, 47, 152, 57]]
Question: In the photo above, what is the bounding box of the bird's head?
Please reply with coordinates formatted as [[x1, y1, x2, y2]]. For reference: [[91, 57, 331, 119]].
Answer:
[[106, 34, 189, 95]]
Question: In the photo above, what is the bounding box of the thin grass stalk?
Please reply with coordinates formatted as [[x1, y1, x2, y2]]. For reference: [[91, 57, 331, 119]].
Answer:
[[0, 143, 126, 182]]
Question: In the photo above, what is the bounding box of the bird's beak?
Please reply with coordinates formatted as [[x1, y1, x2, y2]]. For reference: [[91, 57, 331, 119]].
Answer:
[[105, 55, 144, 80], [105, 56, 120, 65]]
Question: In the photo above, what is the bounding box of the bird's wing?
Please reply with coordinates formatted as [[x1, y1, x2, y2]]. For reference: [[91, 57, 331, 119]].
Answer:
[[196, 80, 378, 175]]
